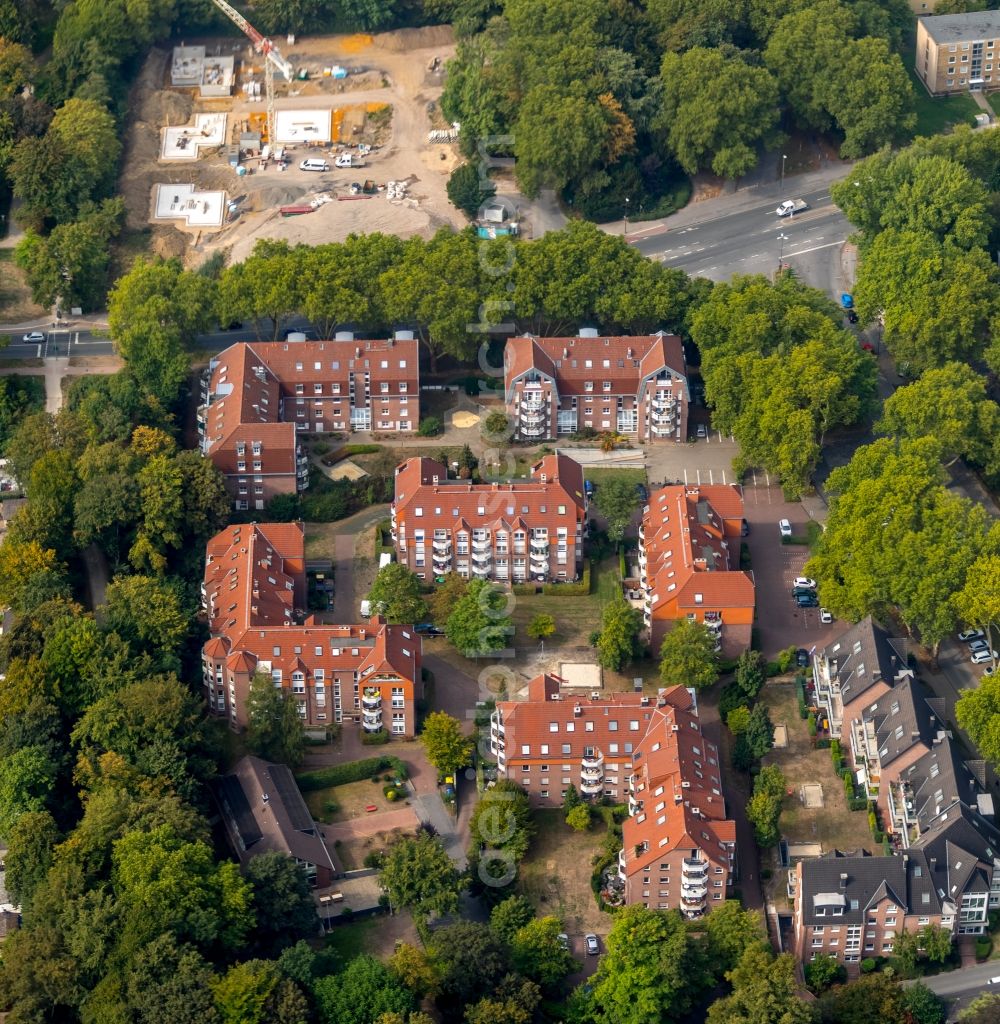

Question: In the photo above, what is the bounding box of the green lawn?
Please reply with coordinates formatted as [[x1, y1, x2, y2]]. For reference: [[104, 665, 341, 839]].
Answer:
[[907, 66, 980, 137], [584, 467, 647, 488], [322, 917, 379, 960], [990, 93, 1000, 117], [510, 556, 620, 647]]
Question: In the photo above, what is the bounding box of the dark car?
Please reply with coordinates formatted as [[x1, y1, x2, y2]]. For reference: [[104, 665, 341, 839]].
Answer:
[[740, 518, 750, 537], [791, 586, 815, 598], [635, 483, 649, 503], [795, 594, 819, 608], [414, 623, 445, 636], [847, 310, 859, 324], [796, 648, 809, 668]]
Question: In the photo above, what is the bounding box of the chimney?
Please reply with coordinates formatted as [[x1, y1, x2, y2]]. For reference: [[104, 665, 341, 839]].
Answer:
[[574, 705, 582, 717]]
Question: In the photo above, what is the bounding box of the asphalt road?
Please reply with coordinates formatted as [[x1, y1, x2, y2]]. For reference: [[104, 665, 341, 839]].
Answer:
[[630, 183, 852, 292], [905, 960, 999, 1018]]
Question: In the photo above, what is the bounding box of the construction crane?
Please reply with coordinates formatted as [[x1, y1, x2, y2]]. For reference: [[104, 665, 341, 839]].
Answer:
[[210, 0, 294, 146]]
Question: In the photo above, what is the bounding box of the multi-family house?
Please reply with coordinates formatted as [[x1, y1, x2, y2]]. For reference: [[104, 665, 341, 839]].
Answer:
[[215, 755, 339, 889], [198, 333, 420, 509], [916, 11, 1000, 95], [849, 678, 941, 828], [490, 675, 736, 916], [391, 453, 587, 584], [638, 484, 754, 657], [503, 330, 689, 442], [811, 617, 913, 740], [201, 521, 422, 736]]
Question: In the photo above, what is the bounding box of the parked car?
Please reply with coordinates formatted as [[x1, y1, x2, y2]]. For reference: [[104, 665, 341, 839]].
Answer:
[[847, 310, 859, 324], [969, 639, 991, 654], [300, 158, 330, 171], [557, 933, 570, 951], [959, 629, 986, 643], [795, 594, 819, 608], [795, 648, 809, 668], [779, 519, 792, 538], [585, 934, 599, 955], [840, 293, 854, 309], [21, 331, 45, 343], [820, 608, 833, 624], [635, 483, 649, 503], [740, 519, 750, 537], [792, 576, 816, 589], [792, 586, 816, 598], [971, 649, 998, 665], [696, 423, 708, 438]]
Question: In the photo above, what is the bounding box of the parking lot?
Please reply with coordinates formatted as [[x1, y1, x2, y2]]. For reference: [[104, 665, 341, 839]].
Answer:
[[742, 482, 841, 658], [644, 433, 741, 487]]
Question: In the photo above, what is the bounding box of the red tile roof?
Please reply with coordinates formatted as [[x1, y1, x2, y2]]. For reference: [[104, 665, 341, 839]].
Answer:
[[643, 485, 755, 616], [504, 333, 686, 399], [202, 522, 419, 685]]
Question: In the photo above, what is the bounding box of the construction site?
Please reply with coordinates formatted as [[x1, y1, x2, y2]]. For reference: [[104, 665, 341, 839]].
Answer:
[[127, 20, 467, 265]]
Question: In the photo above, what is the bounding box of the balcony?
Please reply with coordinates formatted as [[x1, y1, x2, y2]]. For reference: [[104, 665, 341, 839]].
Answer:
[[519, 405, 547, 424], [682, 858, 708, 877], [580, 777, 603, 795], [433, 552, 452, 568], [361, 690, 382, 710], [472, 548, 492, 565], [650, 408, 676, 425], [651, 393, 676, 412], [472, 537, 491, 552], [519, 422, 546, 438], [362, 709, 383, 731], [472, 563, 491, 578], [530, 538, 549, 551], [581, 751, 604, 770], [650, 425, 675, 437], [618, 848, 627, 880], [432, 538, 452, 553], [888, 780, 919, 848]]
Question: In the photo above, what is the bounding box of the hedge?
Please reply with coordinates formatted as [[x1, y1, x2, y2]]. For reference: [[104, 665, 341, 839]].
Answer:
[[320, 443, 382, 466], [296, 755, 408, 792], [515, 564, 592, 597]]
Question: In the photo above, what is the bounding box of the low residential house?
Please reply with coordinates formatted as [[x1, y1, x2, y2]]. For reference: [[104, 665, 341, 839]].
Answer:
[[391, 453, 587, 584], [811, 617, 913, 740], [916, 11, 1000, 96], [638, 484, 754, 657], [490, 675, 736, 916], [201, 521, 422, 735], [199, 333, 420, 509], [216, 755, 338, 888], [503, 330, 689, 442]]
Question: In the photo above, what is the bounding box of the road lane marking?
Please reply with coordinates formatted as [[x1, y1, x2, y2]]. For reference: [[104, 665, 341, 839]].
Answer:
[[783, 239, 845, 258]]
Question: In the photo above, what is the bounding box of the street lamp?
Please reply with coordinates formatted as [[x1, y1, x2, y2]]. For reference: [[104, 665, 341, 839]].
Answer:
[[624, 196, 630, 239], [777, 233, 789, 268], [780, 154, 787, 191]]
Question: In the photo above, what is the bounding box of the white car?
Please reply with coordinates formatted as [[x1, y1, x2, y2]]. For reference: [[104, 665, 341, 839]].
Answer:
[[557, 933, 570, 950], [820, 609, 833, 624], [21, 331, 45, 343], [969, 639, 990, 654], [300, 158, 330, 172], [776, 199, 807, 217], [959, 629, 985, 643], [696, 423, 708, 438], [585, 933, 599, 955], [971, 649, 998, 665], [793, 577, 816, 590], [779, 519, 792, 538]]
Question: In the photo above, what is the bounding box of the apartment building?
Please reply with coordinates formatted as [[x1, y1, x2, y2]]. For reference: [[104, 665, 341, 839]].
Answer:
[[916, 12, 1000, 95], [391, 453, 587, 583], [198, 333, 420, 509], [503, 330, 689, 442], [794, 797, 1000, 965], [490, 675, 736, 916], [811, 617, 914, 741], [201, 521, 422, 736], [638, 484, 754, 657]]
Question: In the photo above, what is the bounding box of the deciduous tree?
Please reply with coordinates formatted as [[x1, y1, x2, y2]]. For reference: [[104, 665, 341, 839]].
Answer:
[[367, 563, 428, 625], [445, 577, 512, 655], [595, 594, 643, 671], [659, 619, 718, 690], [380, 832, 463, 920], [707, 945, 815, 1024], [420, 711, 474, 777], [244, 852, 318, 956], [594, 475, 639, 546], [245, 670, 306, 768]]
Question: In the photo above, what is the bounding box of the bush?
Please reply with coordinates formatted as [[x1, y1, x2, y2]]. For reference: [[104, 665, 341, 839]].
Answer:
[[363, 729, 390, 745], [418, 416, 442, 437], [540, 564, 590, 596], [807, 714, 817, 738], [860, 958, 876, 974], [848, 796, 868, 811], [296, 755, 407, 792], [975, 937, 992, 960], [719, 682, 750, 720], [363, 850, 385, 869], [815, 737, 830, 749], [447, 161, 496, 219]]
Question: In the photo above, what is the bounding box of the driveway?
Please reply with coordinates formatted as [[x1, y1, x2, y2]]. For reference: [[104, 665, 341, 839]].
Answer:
[[742, 482, 841, 658]]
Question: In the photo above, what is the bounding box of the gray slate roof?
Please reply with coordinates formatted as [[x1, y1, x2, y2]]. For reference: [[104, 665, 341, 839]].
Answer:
[[820, 616, 910, 709], [915, 803, 1000, 903], [922, 12, 1000, 45], [216, 755, 337, 874], [862, 677, 938, 769], [800, 849, 908, 925], [901, 737, 985, 833]]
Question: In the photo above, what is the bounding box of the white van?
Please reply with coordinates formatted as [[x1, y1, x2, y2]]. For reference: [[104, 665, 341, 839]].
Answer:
[[360, 600, 372, 618], [335, 153, 353, 168], [300, 158, 329, 172]]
